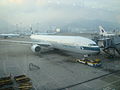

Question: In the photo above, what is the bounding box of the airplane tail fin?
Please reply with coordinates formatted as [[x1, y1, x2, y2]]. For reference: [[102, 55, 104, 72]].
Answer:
[[99, 26, 107, 35]]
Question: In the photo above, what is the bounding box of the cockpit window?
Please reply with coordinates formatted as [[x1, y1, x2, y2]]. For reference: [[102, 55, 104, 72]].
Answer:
[[89, 44, 97, 46]]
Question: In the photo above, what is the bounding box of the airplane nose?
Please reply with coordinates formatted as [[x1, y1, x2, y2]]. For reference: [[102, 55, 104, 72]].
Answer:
[[96, 47, 100, 51], [81, 46, 100, 54], [90, 46, 100, 54], [94, 47, 100, 54], [94, 47, 100, 51], [82, 46, 100, 52]]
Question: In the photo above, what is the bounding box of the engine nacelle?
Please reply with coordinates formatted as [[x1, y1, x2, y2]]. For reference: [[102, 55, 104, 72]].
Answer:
[[31, 44, 41, 53]]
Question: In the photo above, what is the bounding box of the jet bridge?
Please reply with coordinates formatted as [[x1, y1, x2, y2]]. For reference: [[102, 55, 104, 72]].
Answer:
[[94, 35, 120, 57]]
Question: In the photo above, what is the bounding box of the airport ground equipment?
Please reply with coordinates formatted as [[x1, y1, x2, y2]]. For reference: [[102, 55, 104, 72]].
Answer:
[[0, 76, 13, 87], [18, 82, 32, 90], [0, 87, 14, 90], [76, 59, 101, 67], [14, 75, 33, 90], [14, 75, 31, 83], [0, 75, 33, 90]]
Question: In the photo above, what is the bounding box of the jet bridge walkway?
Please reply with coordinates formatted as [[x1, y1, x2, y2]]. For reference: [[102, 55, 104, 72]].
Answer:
[[93, 35, 120, 57]]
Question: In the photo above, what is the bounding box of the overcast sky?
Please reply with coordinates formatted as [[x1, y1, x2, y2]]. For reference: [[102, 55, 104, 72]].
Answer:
[[0, 0, 120, 26]]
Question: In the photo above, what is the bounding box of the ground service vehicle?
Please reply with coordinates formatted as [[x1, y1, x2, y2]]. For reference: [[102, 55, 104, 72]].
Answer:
[[76, 59, 101, 67]]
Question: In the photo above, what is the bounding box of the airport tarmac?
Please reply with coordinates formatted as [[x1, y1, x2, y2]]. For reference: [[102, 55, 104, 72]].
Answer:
[[0, 36, 120, 90]]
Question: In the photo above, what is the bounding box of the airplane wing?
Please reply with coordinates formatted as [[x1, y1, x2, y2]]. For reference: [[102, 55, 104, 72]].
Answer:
[[0, 39, 51, 47]]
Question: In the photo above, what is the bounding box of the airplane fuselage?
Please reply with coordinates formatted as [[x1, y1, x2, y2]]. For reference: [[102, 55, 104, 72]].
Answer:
[[30, 35, 100, 55]]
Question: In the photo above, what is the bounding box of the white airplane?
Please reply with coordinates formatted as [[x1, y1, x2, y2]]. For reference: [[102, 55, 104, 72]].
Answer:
[[0, 34, 100, 55], [30, 35, 100, 55], [99, 26, 115, 36], [0, 33, 20, 38]]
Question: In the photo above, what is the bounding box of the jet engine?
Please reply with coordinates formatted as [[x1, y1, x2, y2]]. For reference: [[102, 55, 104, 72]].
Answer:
[[31, 44, 41, 53]]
